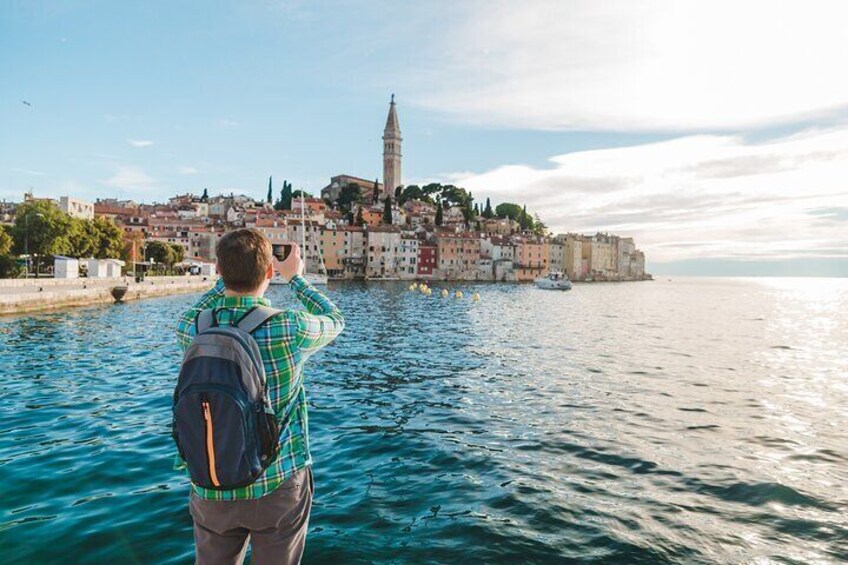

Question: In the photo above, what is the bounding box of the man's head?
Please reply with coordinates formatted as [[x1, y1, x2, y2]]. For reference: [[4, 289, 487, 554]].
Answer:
[[215, 228, 273, 295]]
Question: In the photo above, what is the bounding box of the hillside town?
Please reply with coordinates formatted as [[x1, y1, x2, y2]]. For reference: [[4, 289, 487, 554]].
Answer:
[[0, 97, 649, 282]]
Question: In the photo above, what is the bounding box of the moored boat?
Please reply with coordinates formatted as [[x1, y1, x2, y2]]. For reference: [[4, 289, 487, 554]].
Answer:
[[534, 271, 573, 290]]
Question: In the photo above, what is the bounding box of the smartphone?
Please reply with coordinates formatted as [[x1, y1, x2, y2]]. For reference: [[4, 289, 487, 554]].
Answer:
[[272, 243, 293, 262]]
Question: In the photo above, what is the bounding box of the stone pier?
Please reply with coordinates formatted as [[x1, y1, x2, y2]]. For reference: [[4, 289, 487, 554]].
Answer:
[[0, 276, 213, 315]]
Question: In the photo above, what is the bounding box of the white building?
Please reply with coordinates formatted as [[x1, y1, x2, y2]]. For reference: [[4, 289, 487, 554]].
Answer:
[[54, 256, 79, 278], [366, 226, 401, 278], [397, 234, 418, 279], [59, 197, 94, 220]]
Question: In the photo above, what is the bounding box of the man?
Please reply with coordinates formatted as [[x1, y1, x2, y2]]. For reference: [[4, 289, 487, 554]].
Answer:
[[175, 229, 344, 564]]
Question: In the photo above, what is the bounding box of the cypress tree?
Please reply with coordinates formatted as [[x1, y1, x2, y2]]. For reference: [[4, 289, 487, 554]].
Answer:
[[373, 179, 379, 204], [483, 197, 493, 218], [435, 200, 443, 226], [201, 188, 209, 202], [356, 206, 365, 226], [382, 196, 392, 224], [266, 176, 273, 203]]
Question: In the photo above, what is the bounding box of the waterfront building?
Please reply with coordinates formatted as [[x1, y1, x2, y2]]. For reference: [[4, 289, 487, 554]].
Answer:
[[382, 95, 402, 198], [549, 242, 565, 274], [618, 237, 636, 278], [342, 226, 367, 279], [291, 220, 324, 274], [515, 238, 549, 281], [436, 232, 481, 280], [562, 234, 585, 280], [417, 242, 437, 277], [397, 234, 419, 278], [630, 250, 646, 279], [367, 225, 401, 278], [319, 227, 346, 278], [59, 196, 94, 220], [590, 233, 617, 277]]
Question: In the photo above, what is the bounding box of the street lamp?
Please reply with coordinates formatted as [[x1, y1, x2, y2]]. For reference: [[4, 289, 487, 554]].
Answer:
[[24, 211, 44, 278]]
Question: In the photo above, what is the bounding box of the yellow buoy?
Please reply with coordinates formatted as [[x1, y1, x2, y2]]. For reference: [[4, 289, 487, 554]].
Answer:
[[409, 284, 416, 291], [455, 291, 463, 299], [441, 289, 449, 298], [473, 292, 480, 301]]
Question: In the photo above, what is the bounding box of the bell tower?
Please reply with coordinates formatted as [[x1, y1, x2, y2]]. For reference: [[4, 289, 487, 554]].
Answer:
[[382, 94, 402, 198]]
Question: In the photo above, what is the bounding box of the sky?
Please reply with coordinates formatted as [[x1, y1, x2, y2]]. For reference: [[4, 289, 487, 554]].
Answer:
[[2, 1, 848, 275]]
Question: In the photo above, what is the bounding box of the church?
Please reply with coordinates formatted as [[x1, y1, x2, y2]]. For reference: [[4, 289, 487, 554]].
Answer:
[[321, 95, 402, 202]]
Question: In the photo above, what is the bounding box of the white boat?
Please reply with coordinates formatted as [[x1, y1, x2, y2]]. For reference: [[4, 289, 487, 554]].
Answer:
[[270, 192, 328, 286], [534, 271, 573, 290]]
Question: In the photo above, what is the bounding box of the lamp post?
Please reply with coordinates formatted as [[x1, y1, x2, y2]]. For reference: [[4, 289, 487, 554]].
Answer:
[[24, 211, 44, 278]]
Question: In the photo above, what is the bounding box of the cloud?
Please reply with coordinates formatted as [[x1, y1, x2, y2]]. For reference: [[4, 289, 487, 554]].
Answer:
[[449, 126, 848, 263], [127, 139, 154, 147], [9, 167, 45, 176], [217, 119, 238, 129], [407, 0, 848, 131], [179, 166, 199, 174], [104, 166, 156, 190]]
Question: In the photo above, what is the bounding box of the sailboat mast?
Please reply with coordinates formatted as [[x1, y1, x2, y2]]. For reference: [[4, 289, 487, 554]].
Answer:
[[301, 192, 307, 270]]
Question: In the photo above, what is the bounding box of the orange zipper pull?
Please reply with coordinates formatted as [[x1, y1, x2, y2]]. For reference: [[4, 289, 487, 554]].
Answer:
[[202, 401, 221, 487]]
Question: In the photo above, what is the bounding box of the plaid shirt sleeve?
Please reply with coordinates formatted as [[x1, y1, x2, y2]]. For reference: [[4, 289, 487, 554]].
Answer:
[[175, 278, 226, 351], [287, 274, 345, 355]]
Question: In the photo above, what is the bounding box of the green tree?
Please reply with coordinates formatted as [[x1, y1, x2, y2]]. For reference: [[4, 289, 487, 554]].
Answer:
[[291, 189, 312, 200], [337, 183, 363, 214], [394, 186, 402, 200], [495, 202, 523, 221], [276, 181, 293, 211], [93, 217, 124, 258], [0, 225, 13, 256], [67, 218, 99, 258], [532, 213, 548, 236], [483, 197, 494, 219], [435, 200, 444, 226], [399, 184, 431, 205], [146, 241, 173, 266], [519, 204, 530, 230], [266, 176, 273, 203], [169, 242, 186, 264], [355, 206, 365, 227], [372, 179, 379, 204], [201, 188, 209, 201], [382, 196, 392, 224], [10, 200, 72, 274]]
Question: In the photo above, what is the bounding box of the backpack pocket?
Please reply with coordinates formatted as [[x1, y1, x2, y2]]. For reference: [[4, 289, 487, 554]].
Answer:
[[173, 385, 262, 490], [256, 404, 280, 465]]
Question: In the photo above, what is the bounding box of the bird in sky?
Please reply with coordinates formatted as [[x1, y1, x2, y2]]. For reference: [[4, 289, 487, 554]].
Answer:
[[22, 100, 32, 107]]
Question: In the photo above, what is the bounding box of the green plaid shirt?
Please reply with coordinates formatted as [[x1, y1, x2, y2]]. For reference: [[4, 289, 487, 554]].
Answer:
[[175, 275, 344, 500]]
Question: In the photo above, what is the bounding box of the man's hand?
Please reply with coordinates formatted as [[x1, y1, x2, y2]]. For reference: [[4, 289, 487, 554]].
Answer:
[[272, 243, 305, 283]]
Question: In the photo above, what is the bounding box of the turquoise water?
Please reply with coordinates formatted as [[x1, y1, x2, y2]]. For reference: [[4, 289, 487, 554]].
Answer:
[[1, 278, 846, 564]]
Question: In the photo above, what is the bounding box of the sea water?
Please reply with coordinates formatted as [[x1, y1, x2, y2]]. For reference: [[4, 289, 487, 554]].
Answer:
[[0, 277, 846, 564]]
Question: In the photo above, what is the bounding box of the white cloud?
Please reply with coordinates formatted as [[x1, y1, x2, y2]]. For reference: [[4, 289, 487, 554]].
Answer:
[[217, 119, 239, 129], [450, 126, 848, 263], [409, 0, 848, 131], [10, 167, 45, 176], [179, 166, 199, 174], [127, 139, 154, 147], [104, 165, 156, 190]]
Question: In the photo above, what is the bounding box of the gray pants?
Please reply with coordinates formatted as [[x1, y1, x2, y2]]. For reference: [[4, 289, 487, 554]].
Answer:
[[189, 466, 314, 565]]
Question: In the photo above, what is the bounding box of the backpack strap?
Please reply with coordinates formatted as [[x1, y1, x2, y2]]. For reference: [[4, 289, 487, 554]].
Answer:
[[195, 308, 218, 333], [236, 305, 284, 334]]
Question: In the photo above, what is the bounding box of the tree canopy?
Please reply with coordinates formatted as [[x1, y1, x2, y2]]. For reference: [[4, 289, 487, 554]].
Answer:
[[382, 196, 392, 224]]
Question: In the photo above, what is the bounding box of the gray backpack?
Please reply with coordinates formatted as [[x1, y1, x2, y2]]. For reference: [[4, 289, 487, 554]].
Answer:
[[172, 306, 288, 490]]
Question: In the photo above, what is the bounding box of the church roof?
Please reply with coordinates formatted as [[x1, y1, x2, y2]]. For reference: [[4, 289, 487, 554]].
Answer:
[[384, 94, 400, 133]]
